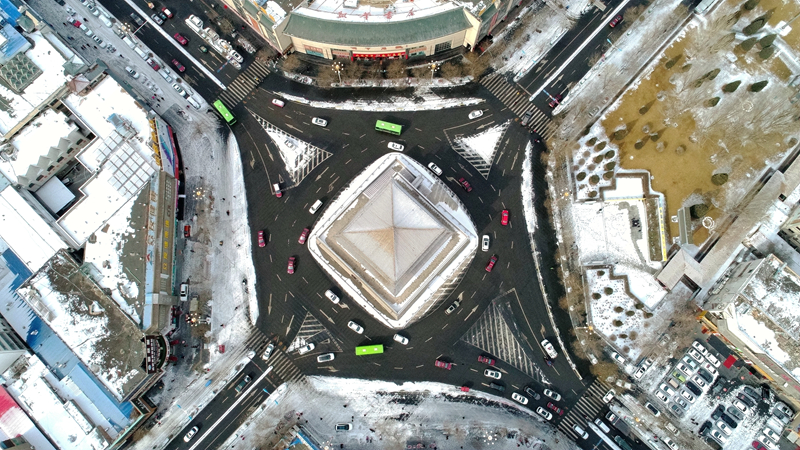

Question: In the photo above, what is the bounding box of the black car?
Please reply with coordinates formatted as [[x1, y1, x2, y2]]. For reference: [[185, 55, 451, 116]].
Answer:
[[711, 404, 725, 420], [685, 381, 702, 396], [737, 392, 756, 407], [699, 420, 712, 436], [129, 12, 145, 27], [696, 368, 714, 383], [54, 0, 65, 5], [761, 384, 772, 401], [742, 386, 760, 402], [719, 413, 738, 428], [489, 382, 505, 392], [524, 387, 541, 400]]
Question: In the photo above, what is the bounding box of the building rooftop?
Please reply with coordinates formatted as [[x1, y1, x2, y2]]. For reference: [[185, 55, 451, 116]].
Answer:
[[309, 153, 477, 328], [16, 251, 147, 401], [0, 185, 68, 271]]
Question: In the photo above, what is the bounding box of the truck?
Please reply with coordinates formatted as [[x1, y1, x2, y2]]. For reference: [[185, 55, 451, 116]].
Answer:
[[606, 411, 632, 437]]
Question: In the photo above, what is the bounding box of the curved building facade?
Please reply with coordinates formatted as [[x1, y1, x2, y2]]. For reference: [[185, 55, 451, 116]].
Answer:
[[307, 153, 478, 329]]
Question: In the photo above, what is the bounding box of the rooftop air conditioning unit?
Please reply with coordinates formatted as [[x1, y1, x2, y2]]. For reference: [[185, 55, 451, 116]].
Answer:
[[344, 0, 357, 8]]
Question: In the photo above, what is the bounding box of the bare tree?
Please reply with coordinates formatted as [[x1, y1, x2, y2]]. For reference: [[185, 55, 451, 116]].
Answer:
[[386, 60, 407, 79], [441, 61, 463, 79], [343, 62, 364, 80], [316, 68, 336, 87], [411, 65, 429, 78], [590, 362, 621, 380], [218, 18, 234, 35], [282, 54, 303, 72], [255, 48, 271, 64]]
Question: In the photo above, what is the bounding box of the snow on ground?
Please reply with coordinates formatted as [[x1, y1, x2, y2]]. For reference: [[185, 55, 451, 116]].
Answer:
[[586, 268, 645, 355], [280, 88, 483, 112], [129, 107, 259, 450], [456, 120, 510, 166], [265, 126, 318, 175], [222, 376, 580, 450], [83, 195, 141, 323]]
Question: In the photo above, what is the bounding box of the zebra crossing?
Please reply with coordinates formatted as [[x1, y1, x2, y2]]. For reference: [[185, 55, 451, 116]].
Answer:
[[218, 60, 271, 107], [557, 379, 613, 441], [480, 73, 557, 140], [246, 329, 306, 384]]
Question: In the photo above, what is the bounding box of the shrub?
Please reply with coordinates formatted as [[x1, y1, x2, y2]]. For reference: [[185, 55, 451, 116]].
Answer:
[[592, 293, 602, 299], [589, 175, 600, 185], [625, 310, 635, 317], [650, 132, 661, 142], [614, 306, 624, 313], [603, 171, 614, 180], [680, 63, 692, 72], [706, 97, 721, 107], [593, 155, 604, 163], [665, 54, 682, 69], [722, 80, 741, 92], [740, 37, 757, 51], [596, 141, 607, 151], [586, 137, 598, 146], [629, 331, 638, 339], [604, 287, 614, 295], [743, 18, 765, 35], [644, 312, 654, 318], [742, 0, 760, 10], [619, 334, 628, 339], [613, 320, 623, 327], [598, 270, 605, 276], [588, 191, 598, 198], [750, 80, 768, 92], [613, 129, 628, 140], [635, 140, 645, 149], [704, 68, 721, 80], [759, 34, 777, 48], [576, 172, 587, 181], [634, 302, 644, 309], [605, 150, 615, 159], [605, 162, 616, 171], [759, 46, 775, 59], [711, 173, 729, 185], [690, 203, 709, 219]]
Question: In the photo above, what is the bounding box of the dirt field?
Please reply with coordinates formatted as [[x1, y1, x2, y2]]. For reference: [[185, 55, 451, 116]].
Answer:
[[600, 0, 800, 242]]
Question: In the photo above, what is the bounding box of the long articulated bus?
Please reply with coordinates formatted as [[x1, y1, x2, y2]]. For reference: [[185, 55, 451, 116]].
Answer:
[[375, 120, 402, 135], [355, 344, 384, 356], [213, 100, 236, 125]]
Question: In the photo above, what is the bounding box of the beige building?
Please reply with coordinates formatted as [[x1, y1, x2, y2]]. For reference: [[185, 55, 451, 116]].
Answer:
[[222, 0, 521, 59]]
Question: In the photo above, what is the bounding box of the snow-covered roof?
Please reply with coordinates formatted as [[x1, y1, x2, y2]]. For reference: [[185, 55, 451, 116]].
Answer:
[[16, 251, 147, 401], [0, 383, 56, 450], [0, 32, 68, 136], [56, 76, 158, 246], [309, 153, 478, 328], [0, 186, 68, 271]]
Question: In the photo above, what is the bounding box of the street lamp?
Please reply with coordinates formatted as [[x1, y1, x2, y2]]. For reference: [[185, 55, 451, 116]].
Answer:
[[429, 62, 439, 80], [332, 62, 343, 84]]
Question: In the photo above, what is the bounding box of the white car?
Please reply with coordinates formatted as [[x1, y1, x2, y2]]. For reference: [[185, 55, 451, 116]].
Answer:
[[573, 424, 589, 439], [705, 352, 721, 367], [125, 66, 140, 79], [272, 98, 285, 107], [324, 290, 340, 304], [611, 352, 625, 364], [602, 389, 614, 403], [183, 426, 199, 442], [388, 142, 404, 151], [692, 340, 710, 357], [660, 383, 676, 397], [663, 437, 679, 450], [511, 392, 528, 405], [716, 421, 733, 436], [173, 83, 187, 96], [682, 355, 699, 371], [427, 162, 443, 176], [655, 391, 669, 403], [393, 333, 409, 345], [763, 427, 780, 442], [482, 235, 490, 252], [298, 343, 315, 355], [676, 362, 692, 376], [317, 353, 334, 363], [468, 110, 484, 120], [702, 362, 718, 377], [633, 365, 647, 379], [594, 418, 611, 433], [758, 437, 778, 450], [710, 429, 728, 444], [484, 369, 501, 379], [536, 407, 553, 420], [541, 339, 558, 359], [679, 390, 695, 403], [733, 399, 748, 413], [347, 321, 364, 334], [179, 283, 188, 301], [687, 348, 703, 361], [691, 375, 707, 389], [261, 343, 274, 360], [312, 117, 327, 127], [543, 388, 561, 401]]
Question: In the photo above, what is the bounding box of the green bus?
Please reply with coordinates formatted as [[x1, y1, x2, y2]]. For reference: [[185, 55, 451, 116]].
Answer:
[[375, 120, 402, 135], [213, 100, 236, 125], [355, 344, 384, 356]]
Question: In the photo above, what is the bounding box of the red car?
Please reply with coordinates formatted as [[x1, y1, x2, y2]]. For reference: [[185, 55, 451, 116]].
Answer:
[[172, 59, 185, 73], [258, 230, 265, 247], [751, 442, 767, 450], [546, 402, 564, 415], [287, 256, 296, 274], [547, 94, 562, 109], [161, 6, 173, 18], [183, 225, 191, 238], [173, 33, 188, 45], [609, 15, 622, 27], [298, 228, 310, 245], [435, 359, 452, 370], [501, 210, 509, 226], [458, 177, 472, 192], [146, 58, 160, 71], [478, 355, 495, 366], [485, 255, 498, 272]]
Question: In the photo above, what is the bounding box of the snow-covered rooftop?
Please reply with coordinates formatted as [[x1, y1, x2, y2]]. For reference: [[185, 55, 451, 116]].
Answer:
[[309, 153, 478, 328], [56, 76, 158, 246], [299, 0, 460, 23], [16, 251, 147, 401], [0, 186, 68, 271], [0, 32, 68, 136]]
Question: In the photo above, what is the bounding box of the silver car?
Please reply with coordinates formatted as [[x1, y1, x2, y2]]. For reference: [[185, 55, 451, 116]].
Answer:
[[482, 235, 490, 252], [427, 162, 443, 176], [317, 353, 334, 363], [324, 290, 340, 304]]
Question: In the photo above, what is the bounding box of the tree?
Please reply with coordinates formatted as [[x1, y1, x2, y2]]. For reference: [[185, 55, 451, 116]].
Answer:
[[218, 18, 234, 35], [759, 46, 775, 59], [386, 60, 407, 79], [750, 80, 768, 92], [316, 69, 336, 87], [411, 65, 429, 79], [759, 34, 777, 48], [690, 203, 709, 219], [743, 17, 765, 35], [590, 362, 621, 380], [742, 0, 760, 10], [711, 173, 729, 185], [722, 80, 741, 92], [282, 54, 303, 72], [739, 37, 757, 51], [255, 48, 271, 64], [441, 61, 463, 79], [343, 62, 364, 80]]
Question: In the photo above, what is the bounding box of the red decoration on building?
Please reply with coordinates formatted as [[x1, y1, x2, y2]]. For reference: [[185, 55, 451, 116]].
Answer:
[[385, 10, 393, 19], [338, 11, 347, 18], [407, 9, 414, 16], [362, 12, 370, 20]]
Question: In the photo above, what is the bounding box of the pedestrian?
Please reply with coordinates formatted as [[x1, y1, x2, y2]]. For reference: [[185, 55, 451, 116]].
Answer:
[[62, 22, 67, 26], [93, 45, 97, 49]]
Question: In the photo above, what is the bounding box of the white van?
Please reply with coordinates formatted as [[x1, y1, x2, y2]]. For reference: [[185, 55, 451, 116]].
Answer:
[[158, 70, 173, 83], [134, 47, 148, 60], [99, 15, 112, 27], [122, 36, 136, 49], [186, 96, 200, 110], [309, 199, 323, 214]]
